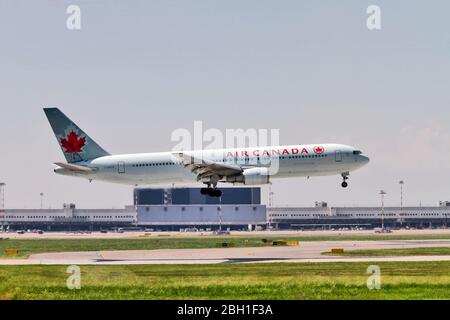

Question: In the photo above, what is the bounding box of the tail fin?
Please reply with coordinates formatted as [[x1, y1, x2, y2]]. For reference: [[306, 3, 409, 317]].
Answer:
[[44, 107, 110, 163]]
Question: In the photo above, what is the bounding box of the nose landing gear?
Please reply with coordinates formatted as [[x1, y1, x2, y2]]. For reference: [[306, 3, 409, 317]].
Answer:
[[341, 172, 349, 188]]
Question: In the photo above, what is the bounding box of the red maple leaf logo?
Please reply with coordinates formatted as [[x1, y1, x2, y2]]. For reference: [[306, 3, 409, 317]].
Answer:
[[314, 146, 324, 154], [60, 131, 86, 153]]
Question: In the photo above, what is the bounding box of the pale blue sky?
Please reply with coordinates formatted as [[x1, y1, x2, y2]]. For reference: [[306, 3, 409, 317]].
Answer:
[[0, 1, 449, 208]]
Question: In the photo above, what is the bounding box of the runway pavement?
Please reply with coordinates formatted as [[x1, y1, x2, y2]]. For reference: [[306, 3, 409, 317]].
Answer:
[[1, 239, 450, 265]]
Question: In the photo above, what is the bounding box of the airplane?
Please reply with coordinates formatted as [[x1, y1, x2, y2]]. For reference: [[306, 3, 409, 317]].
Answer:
[[44, 108, 370, 197]]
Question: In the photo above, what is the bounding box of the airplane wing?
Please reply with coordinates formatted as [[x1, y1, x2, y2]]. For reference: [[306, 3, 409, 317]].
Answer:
[[54, 162, 97, 173], [173, 152, 243, 181]]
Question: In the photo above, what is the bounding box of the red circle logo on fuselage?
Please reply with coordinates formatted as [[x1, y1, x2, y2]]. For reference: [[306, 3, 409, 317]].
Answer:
[[314, 146, 324, 154]]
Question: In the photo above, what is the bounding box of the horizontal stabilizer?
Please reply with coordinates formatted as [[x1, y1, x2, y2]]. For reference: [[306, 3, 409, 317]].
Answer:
[[54, 162, 97, 173]]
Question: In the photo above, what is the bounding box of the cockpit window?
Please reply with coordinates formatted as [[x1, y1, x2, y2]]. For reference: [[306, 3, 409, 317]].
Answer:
[[353, 150, 362, 155]]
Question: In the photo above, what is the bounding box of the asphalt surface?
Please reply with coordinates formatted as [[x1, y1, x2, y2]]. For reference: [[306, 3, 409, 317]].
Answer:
[[1, 239, 450, 265]]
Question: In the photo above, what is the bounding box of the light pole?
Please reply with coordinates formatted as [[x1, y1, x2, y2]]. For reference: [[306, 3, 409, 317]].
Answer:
[[399, 181, 404, 211], [0, 183, 5, 211], [379, 190, 387, 230], [268, 183, 274, 229], [40, 193, 44, 209], [218, 195, 222, 232]]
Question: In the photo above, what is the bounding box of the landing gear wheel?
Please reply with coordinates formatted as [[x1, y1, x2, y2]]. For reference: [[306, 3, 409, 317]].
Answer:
[[200, 188, 208, 195], [204, 188, 222, 197], [341, 172, 349, 188]]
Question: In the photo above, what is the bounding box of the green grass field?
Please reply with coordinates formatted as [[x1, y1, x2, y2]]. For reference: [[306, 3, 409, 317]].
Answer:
[[3, 233, 450, 259], [1, 261, 450, 299], [323, 247, 450, 257]]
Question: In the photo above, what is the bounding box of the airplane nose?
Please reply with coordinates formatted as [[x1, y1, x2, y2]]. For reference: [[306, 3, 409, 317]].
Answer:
[[360, 155, 370, 164]]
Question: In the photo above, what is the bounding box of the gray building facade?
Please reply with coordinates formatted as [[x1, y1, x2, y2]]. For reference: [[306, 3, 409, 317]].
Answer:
[[135, 187, 266, 230], [137, 205, 267, 230]]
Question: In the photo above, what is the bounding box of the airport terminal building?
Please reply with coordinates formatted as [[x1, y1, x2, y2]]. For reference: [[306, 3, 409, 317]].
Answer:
[[1, 188, 450, 231], [135, 187, 266, 231], [0, 204, 136, 231], [268, 201, 450, 229], [0, 187, 267, 231]]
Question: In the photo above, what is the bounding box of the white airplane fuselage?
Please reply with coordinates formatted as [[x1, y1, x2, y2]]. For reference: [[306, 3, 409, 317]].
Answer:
[[55, 143, 369, 186]]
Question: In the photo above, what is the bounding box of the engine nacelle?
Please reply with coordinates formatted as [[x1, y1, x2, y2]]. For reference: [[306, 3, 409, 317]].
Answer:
[[227, 167, 270, 185], [243, 167, 271, 185]]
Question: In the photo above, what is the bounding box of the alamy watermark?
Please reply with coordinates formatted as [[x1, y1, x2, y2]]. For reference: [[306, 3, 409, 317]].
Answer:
[[367, 265, 381, 290], [366, 5, 382, 30], [67, 265, 81, 290], [66, 5, 81, 30], [171, 121, 281, 174]]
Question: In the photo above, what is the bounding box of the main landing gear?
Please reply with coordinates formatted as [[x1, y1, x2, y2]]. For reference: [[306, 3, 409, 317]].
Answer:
[[200, 187, 222, 197], [341, 172, 349, 188], [200, 176, 222, 197]]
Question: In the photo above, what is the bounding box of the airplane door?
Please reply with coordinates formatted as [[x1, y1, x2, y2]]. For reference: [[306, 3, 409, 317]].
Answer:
[[118, 162, 126, 174], [335, 151, 342, 162]]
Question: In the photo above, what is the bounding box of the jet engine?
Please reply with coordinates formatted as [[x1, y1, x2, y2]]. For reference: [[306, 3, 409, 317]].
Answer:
[[226, 167, 270, 185]]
